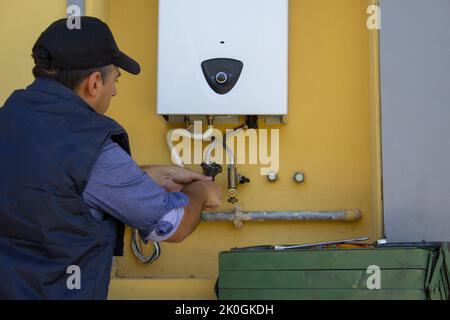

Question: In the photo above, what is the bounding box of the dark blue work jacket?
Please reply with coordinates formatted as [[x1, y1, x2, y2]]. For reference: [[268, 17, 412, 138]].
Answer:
[[0, 78, 129, 299]]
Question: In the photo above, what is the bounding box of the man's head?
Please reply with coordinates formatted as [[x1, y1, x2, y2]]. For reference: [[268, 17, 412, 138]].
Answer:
[[31, 17, 140, 114], [32, 62, 121, 114]]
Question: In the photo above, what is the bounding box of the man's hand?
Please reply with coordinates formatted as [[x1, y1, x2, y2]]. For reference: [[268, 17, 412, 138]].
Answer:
[[166, 180, 222, 243], [182, 180, 223, 212], [141, 165, 212, 192]]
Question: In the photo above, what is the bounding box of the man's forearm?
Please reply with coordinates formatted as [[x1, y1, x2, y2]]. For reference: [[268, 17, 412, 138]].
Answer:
[[166, 183, 206, 242], [140, 165, 165, 181], [140, 165, 180, 192], [140, 165, 212, 193]]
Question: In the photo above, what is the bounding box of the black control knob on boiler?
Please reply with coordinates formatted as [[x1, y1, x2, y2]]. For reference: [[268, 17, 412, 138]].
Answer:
[[215, 72, 228, 84]]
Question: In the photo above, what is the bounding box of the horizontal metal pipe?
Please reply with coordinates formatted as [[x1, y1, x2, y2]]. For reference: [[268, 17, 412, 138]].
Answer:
[[201, 209, 361, 227]]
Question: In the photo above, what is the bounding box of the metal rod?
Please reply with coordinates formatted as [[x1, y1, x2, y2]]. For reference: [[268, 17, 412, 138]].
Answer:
[[201, 209, 361, 228], [274, 236, 369, 250]]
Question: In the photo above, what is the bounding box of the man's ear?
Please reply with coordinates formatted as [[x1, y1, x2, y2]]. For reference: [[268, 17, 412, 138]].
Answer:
[[86, 71, 103, 97]]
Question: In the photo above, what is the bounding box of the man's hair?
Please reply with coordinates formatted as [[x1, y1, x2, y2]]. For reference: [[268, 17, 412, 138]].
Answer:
[[32, 65, 113, 91], [32, 46, 113, 91]]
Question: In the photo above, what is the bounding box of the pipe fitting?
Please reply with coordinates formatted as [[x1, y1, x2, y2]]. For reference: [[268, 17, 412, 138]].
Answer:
[[293, 172, 305, 183], [267, 171, 278, 182], [343, 209, 362, 222]]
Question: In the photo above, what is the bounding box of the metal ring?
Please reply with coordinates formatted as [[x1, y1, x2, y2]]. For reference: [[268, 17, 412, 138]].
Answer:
[[215, 71, 228, 84]]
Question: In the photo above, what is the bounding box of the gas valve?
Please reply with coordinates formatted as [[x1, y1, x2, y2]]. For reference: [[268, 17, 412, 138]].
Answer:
[[227, 164, 250, 204], [201, 162, 222, 181]]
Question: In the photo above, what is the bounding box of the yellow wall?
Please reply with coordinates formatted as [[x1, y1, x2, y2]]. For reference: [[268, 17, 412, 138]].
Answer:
[[0, 0, 382, 299], [85, 0, 109, 23], [106, 0, 382, 279], [0, 0, 66, 105]]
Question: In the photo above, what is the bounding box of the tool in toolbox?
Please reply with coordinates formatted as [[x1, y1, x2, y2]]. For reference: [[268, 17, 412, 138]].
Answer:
[[231, 236, 370, 251]]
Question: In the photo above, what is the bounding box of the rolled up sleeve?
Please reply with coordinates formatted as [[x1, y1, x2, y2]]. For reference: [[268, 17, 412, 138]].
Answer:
[[82, 139, 188, 236]]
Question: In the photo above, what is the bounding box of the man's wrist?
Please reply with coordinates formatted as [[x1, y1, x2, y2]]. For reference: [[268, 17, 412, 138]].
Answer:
[[182, 181, 207, 204]]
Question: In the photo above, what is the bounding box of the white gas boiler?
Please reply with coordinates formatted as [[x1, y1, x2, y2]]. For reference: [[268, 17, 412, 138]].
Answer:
[[157, 0, 289, 116]]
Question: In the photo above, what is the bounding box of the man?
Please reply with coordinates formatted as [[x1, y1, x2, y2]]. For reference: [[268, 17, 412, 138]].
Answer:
[[0, 17, 222, 299]]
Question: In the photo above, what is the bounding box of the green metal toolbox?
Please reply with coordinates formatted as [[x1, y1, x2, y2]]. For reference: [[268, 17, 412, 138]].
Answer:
[[218, 243, 450, 300]]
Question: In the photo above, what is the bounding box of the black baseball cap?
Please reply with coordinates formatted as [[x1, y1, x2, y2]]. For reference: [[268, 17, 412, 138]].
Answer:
[[32, 16, 140, 75]]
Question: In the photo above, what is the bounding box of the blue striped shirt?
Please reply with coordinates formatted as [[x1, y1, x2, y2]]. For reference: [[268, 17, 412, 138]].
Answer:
[[82, 139, 188, 240]]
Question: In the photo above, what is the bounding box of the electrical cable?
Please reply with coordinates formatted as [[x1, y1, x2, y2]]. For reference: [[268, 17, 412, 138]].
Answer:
[[131, 228, 161, 264]]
